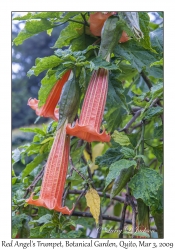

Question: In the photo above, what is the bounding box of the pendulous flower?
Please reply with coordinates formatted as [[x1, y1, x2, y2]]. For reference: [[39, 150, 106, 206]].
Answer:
[[26, 120, 74, 215], [66, 68, 111, 142], [28, 70, 71, 121]]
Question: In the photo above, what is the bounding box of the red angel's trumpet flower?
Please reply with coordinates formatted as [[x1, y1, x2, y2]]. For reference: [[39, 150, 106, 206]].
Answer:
[[28, 70, 71, 121], [66, 68, 110, 143], [26, 120, 74, 215]]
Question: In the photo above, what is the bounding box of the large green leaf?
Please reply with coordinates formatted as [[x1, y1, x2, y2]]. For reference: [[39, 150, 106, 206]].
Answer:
[[114, 40, 159, 72], [112, 130, 131, 146], [27, 56, 62, 77], [57, 74, 81, 129], [128, 168, 163, 209], [120, 147, 135, 159], [20, 127, 45, 136], [95, 145, 123, 167], [150, 28, 163, 55], [105, 159, 137, 189], [152, 144, 163, 162], [110, 165, 134, 198], [105, 75, 128, 132], [138, 12, 156, 53], [22, 153, 47, 179], [13, 19, 54, 46], [53, 15, 84, 48], [13, 12, 63, 20]]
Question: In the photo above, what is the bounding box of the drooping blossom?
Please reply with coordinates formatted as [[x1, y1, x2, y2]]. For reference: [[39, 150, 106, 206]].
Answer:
[[28, 70, 71, 121], [66, 68, 110, 143], [26, 120, 74, 215]]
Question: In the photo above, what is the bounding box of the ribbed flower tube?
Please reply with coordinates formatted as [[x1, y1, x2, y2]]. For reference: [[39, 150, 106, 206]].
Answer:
[[28, 70, 71, 121], [66, 68, 110, 142], [26, 120, 74, 215]]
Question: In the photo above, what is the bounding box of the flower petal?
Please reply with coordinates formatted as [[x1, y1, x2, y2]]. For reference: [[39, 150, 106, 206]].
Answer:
[[66, 120, 110, 143]]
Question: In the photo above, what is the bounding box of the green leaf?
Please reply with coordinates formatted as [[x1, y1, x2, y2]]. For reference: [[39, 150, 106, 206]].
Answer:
[[71, 143, 86, 165], [150, 58, 163, 67], [134, 232, 150, 238], [117, 63, 138, 82], [151, 83, 163, 99], [138, 12, 156, 53], [30, 226, 52, 238], [12, 214, 29, 233], [29, 214, 52, 225], [154, 125, 163, 138], [152, 144, 163, 162], [112, 130, 131, 146], [57, 73, 81, 129], [114, 40, 159, 72], [120, 147, 135, 159], [27, 56, 62, 77], [74, 217, 91, 228], [22, 153, 47, 179], [60, 230, 82, 238], [105, 75, 128, 132], [105, 159, 137, 190], [99, 17, 124, 58], [108, 74, 128, 111], [13, 19, 54, 46], [40, 137, 54, 144], [20, 127, 45, 136], [71, 34, 96, 51], [95, 145, 123, 167], [128, 168, 163, 209], [110, 165, 134, 198], [12, 148, 21, 166], [53, 15, 84, 48], [150, 28, 163, 55], [13, 12, 63, 20], [152, 211, 163, 238], [143, 106, 163, 121], [59, 12, 82, 22], [90, 57, 118, 71]]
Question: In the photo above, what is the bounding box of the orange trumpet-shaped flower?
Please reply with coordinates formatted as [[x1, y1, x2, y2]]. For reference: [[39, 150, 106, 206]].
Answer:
[[66, 68, 111, 143], [28, 70, 71, 121], [89, 12, 129, 43], [26, 120, 74, 215]]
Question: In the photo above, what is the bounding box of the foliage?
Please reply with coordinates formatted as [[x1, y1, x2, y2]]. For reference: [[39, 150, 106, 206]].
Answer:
[[12, 11, 163, 239]]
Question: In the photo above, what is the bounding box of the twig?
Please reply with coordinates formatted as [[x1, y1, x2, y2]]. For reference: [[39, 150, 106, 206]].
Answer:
[[148, 158, 157, 167], [68, 190, 135, 204], [69, 156, 87, 181], [97, 207, 103, 238], [120, 110, 142, 133], [71, 211, 132, 224], [70, 187, 88, 215], [119, 203, 128, 238], [81, 13, 90, 27], [140, 70, 152, 89], [62, 182, 71, 207], [23, 164, 46, 198], [128, 192, 137, 238]]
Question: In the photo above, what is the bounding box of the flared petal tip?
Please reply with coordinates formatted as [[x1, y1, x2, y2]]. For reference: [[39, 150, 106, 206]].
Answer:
[[26, 193, 74, 215], [26, 193, 45, 207], [66, 121, 111, 143], [54, 204, 75, 215]]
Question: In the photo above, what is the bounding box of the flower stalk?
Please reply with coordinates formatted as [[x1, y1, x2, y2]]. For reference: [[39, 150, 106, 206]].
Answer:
[[26, 119, 74, 215]]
